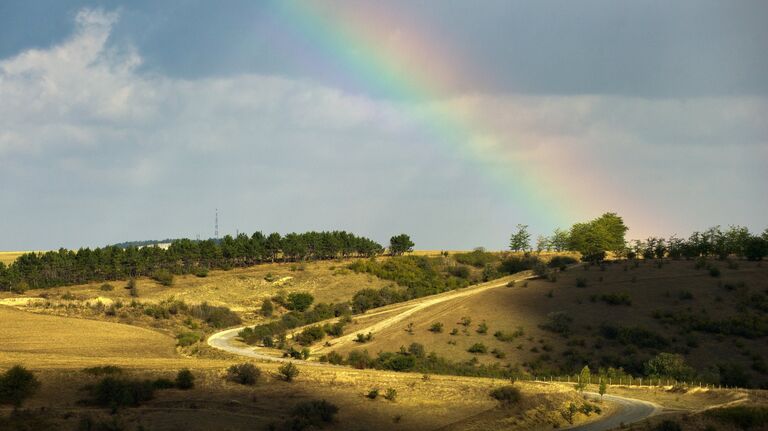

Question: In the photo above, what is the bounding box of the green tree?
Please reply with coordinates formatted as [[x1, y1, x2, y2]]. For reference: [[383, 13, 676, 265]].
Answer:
[[575, 365, 590, 392], [0, 365, 40, 408], [569, 213, 628, 261], [509, 224, 531, 252], [598, 380, 607, 400], [644, 353, 694, 381], [286, 292, 314, 312], [389, 234, 415, 256], [550, 228, 570, 252]]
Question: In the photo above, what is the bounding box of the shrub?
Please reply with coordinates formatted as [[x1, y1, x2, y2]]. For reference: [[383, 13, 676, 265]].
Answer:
[[709, 266, 721, 277], [384, 387, 397, 401], [549, 255, 578, 268], [194, 267, 209, 277], [324, 351, 344, 365], [540, 312, 573, 336], [152, 378, 175, 389], [286, 292, 314, 312], [278, 362, 300, 382], [100, 283, 114, 291], [227, 363, 260, 385], [152, 269, 174, 286], [175, 369, 194, 390], [0, 365, 40, 407], [176, 332, 201, 347], [261, 298, 274, 317], [468, 343, 487, 354], [289, 399, 339, 429], [429, 322, 444, 333], [189, 302, 241, 328], [491, 348, 506, 359], [476, 321, 489, 334], [366, 388, 379, 399], [489, 386, 521, 405], [355, 332, 373, 343], [86, 377, 156, 409], [295, 325, 325, 346], [408, 343, 425, 358]]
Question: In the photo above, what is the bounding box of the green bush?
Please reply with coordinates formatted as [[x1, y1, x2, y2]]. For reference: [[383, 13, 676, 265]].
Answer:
[[100, 283, 114, 291], [429, 322, 444, 333], [194, 267, 209, 278], [152, 269, 174, 286], [85, 377, 157, 409], [176, 332, 201, 347], [227, 363, 260, 385], [489, 385, 521, 405], [366, 388, 379, 399], [295, 325, 325, 346], [175, 369, 194, 390], [0, 365, 40, 407], [286, 292, 314, 312], [467, 343, 487, 354], [188, 302, 241, 328], [278, 363, 300, 382], [289, 399, 338, 429]]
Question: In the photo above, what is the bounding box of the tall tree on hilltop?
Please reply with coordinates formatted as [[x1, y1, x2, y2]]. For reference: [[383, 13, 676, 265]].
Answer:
[[509, 224, 531, 252], [389, 234, 414, 256]]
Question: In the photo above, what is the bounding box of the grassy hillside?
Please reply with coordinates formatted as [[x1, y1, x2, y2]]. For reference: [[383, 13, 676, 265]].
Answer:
[[0, 251, 28, 265], [324, 259, 768, 388]]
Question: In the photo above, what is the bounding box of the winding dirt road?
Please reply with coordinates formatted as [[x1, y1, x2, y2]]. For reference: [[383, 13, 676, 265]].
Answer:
[[208, 270, 663, 430]]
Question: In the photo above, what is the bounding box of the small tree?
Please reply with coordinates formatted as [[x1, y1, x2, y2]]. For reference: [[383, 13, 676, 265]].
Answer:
[[598, 380, 607, 400], [227, 363, 260, 385], [278, 362, 300, 382], [128, 279, 139, 297], [0, 365, 40, 408], [260, 298, 274, 317], [175, 369, 194, 390], [286, 292, 314, 312], [510, 224, 532, 252], [575, 365, 590, 393], [389, 234, 415, 256]]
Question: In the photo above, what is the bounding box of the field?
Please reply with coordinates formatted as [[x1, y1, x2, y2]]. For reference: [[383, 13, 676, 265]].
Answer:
[[310, 260, 768, 386], [0, 251, 28, 265], [2, 254, 768, 430]]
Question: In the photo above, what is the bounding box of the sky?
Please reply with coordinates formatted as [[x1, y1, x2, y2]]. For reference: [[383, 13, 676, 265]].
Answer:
[[1, 0, 766, 251]]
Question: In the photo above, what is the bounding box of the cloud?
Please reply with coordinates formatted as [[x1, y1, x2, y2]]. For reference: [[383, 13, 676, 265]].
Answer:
[[0, 8, 766, 249]]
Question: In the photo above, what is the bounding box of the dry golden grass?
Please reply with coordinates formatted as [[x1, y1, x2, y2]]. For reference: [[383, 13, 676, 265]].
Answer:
[[0, 251, 29, 265]]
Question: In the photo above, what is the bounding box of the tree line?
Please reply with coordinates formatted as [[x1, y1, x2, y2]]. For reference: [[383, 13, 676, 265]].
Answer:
[[511, 212, 768, 262], [0, 230, 388, 290]]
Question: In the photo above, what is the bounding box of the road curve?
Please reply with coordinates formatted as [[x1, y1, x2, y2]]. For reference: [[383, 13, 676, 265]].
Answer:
[[208, 270, 663, 430], [566, 392, 661, 431]]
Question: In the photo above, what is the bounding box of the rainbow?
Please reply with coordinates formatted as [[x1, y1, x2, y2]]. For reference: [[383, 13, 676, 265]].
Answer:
[[269, 1, 595, 227]]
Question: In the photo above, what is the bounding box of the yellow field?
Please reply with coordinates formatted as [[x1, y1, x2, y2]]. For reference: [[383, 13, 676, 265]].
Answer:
[[0, 251, 28, 265], [0, 305, 595, 430]]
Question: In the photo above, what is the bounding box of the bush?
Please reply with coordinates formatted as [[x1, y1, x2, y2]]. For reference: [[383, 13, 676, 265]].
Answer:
[[0, 365, 40, 407], [709, 266, 721, 277], [295, 325, 325, 346], [227, 363, 260, 385], [476, 321, 489, 334], [288, 399, 338, 429], [355, 332, 373, 343], [384, 387, 397, 401], [278, 362, 300, 382], [261, 298, 274, 317], [176, 332, 201, 347], [366, 388, 379, 399], [548, 255, 578, 268], [408, 342, 426, 358], [86, 377, 156, 409], [490, 386, 521, 405], [468, 343, 487, 354], [286, 292, 314, 312], [152, 378, 175, 389], [11, 281, 29, 294], [100, 283, 114, 291], [175, 369, 194, 390], [429, 322, 444, 333], [540, 312, 573, 336], [188, 302, 241, 328], [152, 269, 174, 286], [194, 267, 209, 278]]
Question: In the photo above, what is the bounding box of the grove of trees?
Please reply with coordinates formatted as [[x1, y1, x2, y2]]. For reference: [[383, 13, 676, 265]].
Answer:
[[0, 230, 385, 290]]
